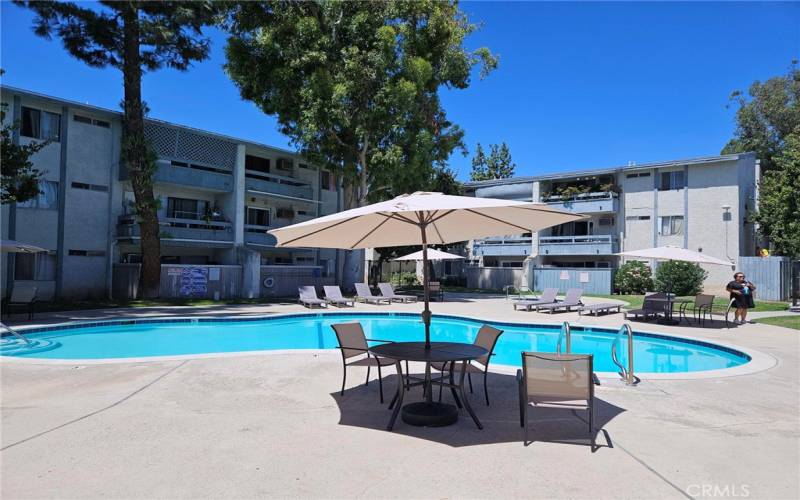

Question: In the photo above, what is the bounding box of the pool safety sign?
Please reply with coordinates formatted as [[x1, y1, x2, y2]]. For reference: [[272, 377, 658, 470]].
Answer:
[[179, 267, 208, 297]]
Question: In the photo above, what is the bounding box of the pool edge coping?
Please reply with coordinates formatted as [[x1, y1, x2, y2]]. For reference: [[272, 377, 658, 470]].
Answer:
[[1, 310, 777, 380]]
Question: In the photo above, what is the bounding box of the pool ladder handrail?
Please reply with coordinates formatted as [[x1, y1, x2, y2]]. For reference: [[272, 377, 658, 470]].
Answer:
[[611, 323, 640, 386], [556, 321, 571, 354], [0, 321, 33, 346]]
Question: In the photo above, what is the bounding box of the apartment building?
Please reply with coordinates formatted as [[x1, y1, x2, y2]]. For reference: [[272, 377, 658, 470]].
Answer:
[[465, 153, 759, 292], [1, 85, 342, 300]]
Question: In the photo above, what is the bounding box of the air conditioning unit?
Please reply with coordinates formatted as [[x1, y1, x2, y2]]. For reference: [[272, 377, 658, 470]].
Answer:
[[276, 158, 293, 171], [276, 207, 295, 219]]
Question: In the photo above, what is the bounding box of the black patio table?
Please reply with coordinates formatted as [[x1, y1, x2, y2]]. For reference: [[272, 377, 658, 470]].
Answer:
[[647, 297, 693, 325], [368, 341, 488, 431]]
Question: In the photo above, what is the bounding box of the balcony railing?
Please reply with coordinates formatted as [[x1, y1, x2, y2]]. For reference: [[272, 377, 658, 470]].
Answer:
[[473, 236, 533, 257], [538, 234, 617, 256], [245, 170, 314, 200], [541, 191, 618, 213], [244, 224, 277, 247], [117, 215, 234, 243], [120, 162, 234, 192]]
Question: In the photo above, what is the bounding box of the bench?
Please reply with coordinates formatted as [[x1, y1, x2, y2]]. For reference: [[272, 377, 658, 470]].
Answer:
[[578, 303, 622, 316]]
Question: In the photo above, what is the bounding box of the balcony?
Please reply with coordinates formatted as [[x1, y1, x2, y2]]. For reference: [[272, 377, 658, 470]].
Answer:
[[244, 225, 278, 247], [120, 162, 233, 192], [472, 236, 532, 257], [538, 235, 618, 256], [245, 170, 314, 201], [541, 191, 618, 213], [117, 215, 234, 246]]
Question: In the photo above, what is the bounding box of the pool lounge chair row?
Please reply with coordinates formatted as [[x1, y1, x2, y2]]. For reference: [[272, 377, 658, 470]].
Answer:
[[298, 283, 418, 308], [511, 288, 585, 314]]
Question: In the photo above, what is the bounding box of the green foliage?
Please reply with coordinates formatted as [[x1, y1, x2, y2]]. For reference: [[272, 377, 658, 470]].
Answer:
[[614, 261, 654, 294], [0, 101, 47, 204], [753, 128, 800, 257], [654, 261, 708, 296], [223, 1, 497, 208], [470, 142, 516, 181], [722, 62, 800, 172], [722, 62, 800, 255]]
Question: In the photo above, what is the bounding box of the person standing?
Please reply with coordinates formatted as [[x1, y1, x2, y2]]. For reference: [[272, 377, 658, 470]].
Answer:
[[727, 272, 756, 324]]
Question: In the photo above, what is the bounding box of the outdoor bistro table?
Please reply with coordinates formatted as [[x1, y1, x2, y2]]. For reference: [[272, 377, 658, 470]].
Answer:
[[368, 341, 488, 431], [647, 297, 692, 325]]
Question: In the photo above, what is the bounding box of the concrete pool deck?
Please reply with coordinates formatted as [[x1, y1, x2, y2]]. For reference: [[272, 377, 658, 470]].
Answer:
[[2, 296, 799, 499]]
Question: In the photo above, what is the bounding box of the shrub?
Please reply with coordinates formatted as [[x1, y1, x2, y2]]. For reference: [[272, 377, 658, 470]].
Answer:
[[654, 261, 708, 296], [614, 261, 654, 294]]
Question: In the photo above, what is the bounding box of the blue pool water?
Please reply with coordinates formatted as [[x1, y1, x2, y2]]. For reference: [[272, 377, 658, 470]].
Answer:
[[1, 313, 749, 373]]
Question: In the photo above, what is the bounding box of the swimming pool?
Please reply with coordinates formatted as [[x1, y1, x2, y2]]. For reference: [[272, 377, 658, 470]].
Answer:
[[1, 313, 750, 373]]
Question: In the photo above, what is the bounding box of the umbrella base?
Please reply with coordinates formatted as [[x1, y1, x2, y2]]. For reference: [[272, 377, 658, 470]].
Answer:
[[401, 402, 458, 427]]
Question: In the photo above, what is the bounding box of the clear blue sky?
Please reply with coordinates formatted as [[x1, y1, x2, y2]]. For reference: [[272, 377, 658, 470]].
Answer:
[[2, 1, 798, 180]]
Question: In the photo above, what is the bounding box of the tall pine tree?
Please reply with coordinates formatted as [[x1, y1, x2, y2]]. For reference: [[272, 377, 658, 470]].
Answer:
[[17, 1, 219, 298]]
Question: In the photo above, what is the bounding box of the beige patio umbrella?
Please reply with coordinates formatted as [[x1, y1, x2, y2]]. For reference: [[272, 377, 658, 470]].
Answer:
[[269, 191, 585, 348], [616, 245, 733, 266], [0, 239, 46, 253], [392, 248, 465, 261]]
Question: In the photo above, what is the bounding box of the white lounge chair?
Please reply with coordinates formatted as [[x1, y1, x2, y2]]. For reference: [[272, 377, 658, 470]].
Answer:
[[354, 283, 391, 304], [323, 286, 355, 307], [512, 288, 558, 311], [298, 286, 327, 308], [536, 288, 584, 314], [377, 283, 417, 303], [1, 284, 38, 320]]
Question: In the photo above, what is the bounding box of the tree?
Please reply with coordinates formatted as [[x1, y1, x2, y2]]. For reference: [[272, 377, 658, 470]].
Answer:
[[722, 62, 800, 254], [654, 261, 707, 297], [223, 1, 496, 283], [614, 260, 654, 295], [470, 142, 516, 181], [470, 143, 488, 181], [1, 102, 47, 204], [753, 128, 800, 257], [18, 1, 219, 298], [722, 62, 800, 171]]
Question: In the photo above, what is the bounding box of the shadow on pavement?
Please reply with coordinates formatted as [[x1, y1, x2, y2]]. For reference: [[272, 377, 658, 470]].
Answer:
[[332, 370, 625, 449]]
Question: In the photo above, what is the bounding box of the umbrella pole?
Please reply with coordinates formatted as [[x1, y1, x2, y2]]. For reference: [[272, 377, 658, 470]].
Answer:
[[420, 226, 431, 349]]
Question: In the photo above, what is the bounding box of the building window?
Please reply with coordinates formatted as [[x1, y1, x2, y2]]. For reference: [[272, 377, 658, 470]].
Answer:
[[71, 182, 108, 192], [68, 249, 106, 257], [626, 172, 651, 178], [598, 217, 614, 226], [321, 171, 336, 191], [501, 261, 523, 268], [17, 180, 59, 209], [276, 207, 295, 219], [246, 206, 270, 227], [167, 197, 208, 220], [659, 215, 684, 236], [659, 170, 685, 190], [275, 158, 293, 172], [73, 114, 110, 128], [21, 106, 61, 141], [625, 215, 651, 221], [245, 155, 270, 174], [14, 253, 56, 281]]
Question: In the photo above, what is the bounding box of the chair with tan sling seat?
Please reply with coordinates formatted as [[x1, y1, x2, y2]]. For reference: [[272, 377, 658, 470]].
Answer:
[[517, 351, 596, 448], [433, 324, 504, 405], [331, 322, 396, 404]]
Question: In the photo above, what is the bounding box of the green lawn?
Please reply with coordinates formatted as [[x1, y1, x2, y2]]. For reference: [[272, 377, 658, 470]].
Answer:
[[754, 315, 800, 330]]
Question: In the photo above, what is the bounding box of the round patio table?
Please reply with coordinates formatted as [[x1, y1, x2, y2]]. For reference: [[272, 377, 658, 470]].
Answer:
[[369, 341, 487, 431], [647, 297, 692, 325]]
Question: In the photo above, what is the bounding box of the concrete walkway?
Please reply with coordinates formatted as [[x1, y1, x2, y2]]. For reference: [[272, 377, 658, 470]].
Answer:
[[2, 296, 799, 499]]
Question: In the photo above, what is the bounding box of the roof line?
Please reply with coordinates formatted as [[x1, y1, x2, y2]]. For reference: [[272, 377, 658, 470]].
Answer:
[[464, 152, 756, 187], [0, 84, 307, 159]]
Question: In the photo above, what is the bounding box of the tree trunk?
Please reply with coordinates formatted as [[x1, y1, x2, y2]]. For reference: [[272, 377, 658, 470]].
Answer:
[[122, 5, 161, 299]]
